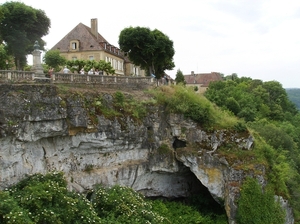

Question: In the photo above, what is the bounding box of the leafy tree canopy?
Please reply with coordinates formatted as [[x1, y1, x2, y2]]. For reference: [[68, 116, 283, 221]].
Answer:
[[64, 59, 115, 75], [118, 26, 175, 79], [43, 49, 66, 71], [0, 1, 50, 69], [0, 44, 14, 69], [204, 76, 298, 122]]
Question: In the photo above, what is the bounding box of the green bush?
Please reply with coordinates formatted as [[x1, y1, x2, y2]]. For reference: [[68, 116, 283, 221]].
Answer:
[[236, 177, 285, 224], [1, 172, 101, 224], [1, 173, 229, 224], [114, 91, 125, 107], [91, 185, 168, 223], [149, 85, 240, 129]]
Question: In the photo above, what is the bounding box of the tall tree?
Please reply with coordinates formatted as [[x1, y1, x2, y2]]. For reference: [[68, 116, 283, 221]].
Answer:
[[175, 69, 186, 85], [118, 26, 175, 79], [0, 2, 50, 70]]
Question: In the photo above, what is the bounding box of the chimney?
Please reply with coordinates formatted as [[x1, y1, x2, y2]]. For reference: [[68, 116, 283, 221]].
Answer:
[[91, 18, 98, 39]]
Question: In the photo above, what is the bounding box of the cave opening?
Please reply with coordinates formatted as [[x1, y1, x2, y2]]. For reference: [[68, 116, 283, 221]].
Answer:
[[147, 163, 226, 218], [172, 136, 186, 149]]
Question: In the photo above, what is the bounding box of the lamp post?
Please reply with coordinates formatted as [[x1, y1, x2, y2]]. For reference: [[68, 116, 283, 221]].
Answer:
[[5, 60, 8, 70]]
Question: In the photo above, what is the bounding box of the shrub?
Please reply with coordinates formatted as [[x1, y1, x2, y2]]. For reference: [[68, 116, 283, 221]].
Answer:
[[1, 172, 101, 224], [236, 177, 285, 224], [91, 185, 168, 223], [149, 85, 241, 130]]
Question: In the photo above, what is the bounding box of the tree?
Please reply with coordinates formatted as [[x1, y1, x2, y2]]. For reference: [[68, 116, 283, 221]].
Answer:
[[43, 50, 66, 71], [225, 97, 240, 115], [118, 26, 175, 79], [0, 2, 50, 70], [175, 69, 186, 85], [95, 60, 115, 75], [237, 178, 285, 224], [0, 44, 14, 69], [63, 59, 115, 75]]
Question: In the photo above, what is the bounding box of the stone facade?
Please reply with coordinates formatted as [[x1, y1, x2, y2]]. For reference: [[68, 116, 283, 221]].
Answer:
[[51, 18, 145, 77]]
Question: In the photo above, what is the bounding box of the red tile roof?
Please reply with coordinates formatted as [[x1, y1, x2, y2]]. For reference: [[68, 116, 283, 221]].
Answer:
[[184, 72, 223, 87]]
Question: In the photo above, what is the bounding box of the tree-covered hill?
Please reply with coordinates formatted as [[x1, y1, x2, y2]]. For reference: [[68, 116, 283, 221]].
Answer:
[[286, 88, 300, 110], [205, 77, 300, 222]]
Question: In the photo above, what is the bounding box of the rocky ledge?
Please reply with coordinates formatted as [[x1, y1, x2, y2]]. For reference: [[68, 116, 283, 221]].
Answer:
[[0, 84, 293, 224]]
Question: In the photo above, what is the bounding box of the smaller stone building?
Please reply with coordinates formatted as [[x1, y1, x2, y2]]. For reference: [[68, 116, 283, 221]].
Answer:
[[51, 18, 145, 76]]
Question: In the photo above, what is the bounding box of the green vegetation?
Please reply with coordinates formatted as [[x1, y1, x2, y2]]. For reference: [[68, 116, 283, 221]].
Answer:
[[43, 50, 116, 75], [66, 58, 115, 75], [204, 78, 297, 122], [149, 84, 241, 130], [0, 172, 228, 224], [0, 172, 101, 224], [0, 44, 14, 70], [43, 50, 67, 72], [118, 26, 175, 79], [157, 143, 172, 155], [236, 177, 285, 224], [175, 69, 186, 85], [62, 90, 149, 126], [286, 88, 300, 110], [0, 1, 50, 69], [204, 76, 300, 222]]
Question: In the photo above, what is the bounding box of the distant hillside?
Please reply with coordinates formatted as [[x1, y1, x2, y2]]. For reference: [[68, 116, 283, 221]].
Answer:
[[286, 88, 300, 110]]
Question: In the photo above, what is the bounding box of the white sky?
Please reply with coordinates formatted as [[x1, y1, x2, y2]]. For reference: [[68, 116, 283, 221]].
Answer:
[[1, 0, 300, 88]]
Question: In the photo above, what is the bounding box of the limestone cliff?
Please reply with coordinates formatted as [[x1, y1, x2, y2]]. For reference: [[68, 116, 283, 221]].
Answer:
[[0, 84, 293, 224]]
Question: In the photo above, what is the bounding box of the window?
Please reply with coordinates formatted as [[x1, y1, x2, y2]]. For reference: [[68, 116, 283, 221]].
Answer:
[[89, 56, 94, 61], [72, 42, 77, 50], [70, 40, 79, 51], [72, 57, 77, 61], [117, 61, 123, 71], [132, 66, 139, 76]]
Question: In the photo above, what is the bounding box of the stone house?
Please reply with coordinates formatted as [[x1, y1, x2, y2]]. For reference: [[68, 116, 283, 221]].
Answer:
[[51, 18, 145, 76], [184, 71, 223, 93]]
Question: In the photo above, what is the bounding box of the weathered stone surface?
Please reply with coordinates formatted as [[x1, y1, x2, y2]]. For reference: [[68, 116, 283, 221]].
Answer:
[[0, 84, 293, 224]]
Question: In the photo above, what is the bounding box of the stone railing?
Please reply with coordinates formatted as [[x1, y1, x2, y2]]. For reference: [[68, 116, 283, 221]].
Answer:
[[0, 70, 34, 82], [0, 70, 156, 88]]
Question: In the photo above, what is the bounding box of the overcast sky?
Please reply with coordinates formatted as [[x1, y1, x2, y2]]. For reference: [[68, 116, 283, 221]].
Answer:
[[2, 0, 300, 88]]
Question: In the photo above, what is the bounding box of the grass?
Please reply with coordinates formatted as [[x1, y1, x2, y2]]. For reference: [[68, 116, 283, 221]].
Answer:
[[148, 84, 242, 130]]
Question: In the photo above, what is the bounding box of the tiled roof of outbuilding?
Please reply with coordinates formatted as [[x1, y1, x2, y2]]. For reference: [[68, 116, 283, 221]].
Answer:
[[184, 72, 223, 87]]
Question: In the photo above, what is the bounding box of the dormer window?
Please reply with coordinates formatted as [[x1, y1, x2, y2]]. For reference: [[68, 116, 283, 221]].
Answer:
[[70, 40, 79, 51], [72, 42, 77, 50]]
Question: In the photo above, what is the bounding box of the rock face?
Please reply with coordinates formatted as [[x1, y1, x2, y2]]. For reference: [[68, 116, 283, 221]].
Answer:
[[0, 84, 293, 224]]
